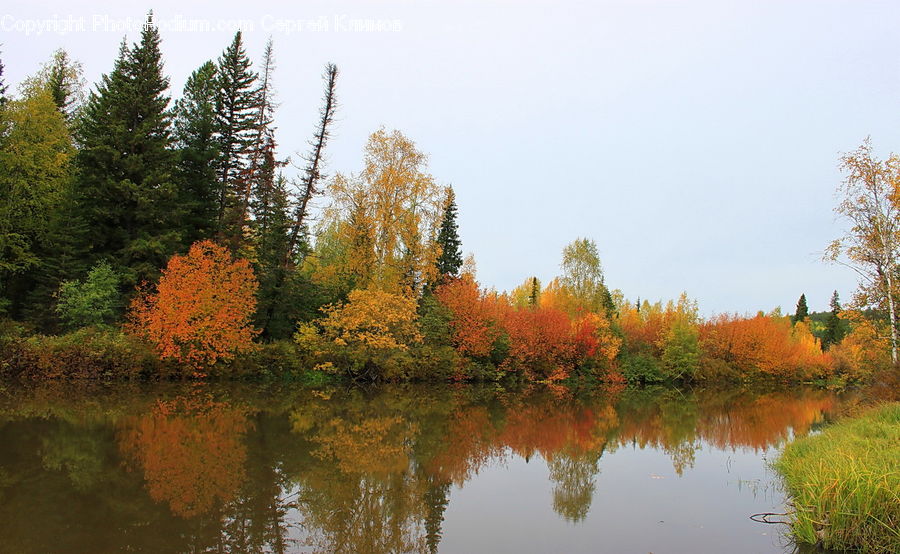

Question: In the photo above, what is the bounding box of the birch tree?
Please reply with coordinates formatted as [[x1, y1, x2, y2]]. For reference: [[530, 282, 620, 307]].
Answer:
[[826, 139, 900, 364]]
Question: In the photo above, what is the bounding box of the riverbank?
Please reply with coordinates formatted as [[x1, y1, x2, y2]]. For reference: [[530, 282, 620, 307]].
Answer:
[[775, 402, 900, 553], [0, 322, 882, 385]]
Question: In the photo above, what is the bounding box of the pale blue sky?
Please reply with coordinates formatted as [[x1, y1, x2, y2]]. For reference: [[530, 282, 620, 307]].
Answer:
[[4, 0, 900, 314]]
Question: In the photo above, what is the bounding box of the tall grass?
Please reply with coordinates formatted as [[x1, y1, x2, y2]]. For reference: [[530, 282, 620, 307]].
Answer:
[[775, 403, 900, 553]]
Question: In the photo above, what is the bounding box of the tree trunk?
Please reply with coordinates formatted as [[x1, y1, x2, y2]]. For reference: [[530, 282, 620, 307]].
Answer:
[[887, 270, 898, 364]]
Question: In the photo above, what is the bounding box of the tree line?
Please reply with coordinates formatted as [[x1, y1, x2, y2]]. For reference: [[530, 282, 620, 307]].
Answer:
[[0, 13, 894, 382], [1, 14, 338, 340]]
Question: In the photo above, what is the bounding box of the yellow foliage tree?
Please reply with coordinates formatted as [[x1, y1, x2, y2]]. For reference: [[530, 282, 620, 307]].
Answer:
[[319, 129, 443, 295], [297, 287, 423, 379]]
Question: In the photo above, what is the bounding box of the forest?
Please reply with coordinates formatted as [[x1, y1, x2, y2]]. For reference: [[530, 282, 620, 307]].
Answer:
[[1, 14, 897, 385]]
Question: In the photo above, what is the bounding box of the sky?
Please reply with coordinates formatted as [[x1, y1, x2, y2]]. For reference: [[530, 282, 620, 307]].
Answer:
[[4, 0, 900, 315]]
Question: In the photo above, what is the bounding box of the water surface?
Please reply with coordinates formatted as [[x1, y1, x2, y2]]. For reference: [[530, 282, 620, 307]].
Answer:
[[0, 382, 860, 553]]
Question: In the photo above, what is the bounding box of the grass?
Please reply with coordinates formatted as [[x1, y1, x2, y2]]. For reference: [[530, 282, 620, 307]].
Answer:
[[774, 403, 900, 553]]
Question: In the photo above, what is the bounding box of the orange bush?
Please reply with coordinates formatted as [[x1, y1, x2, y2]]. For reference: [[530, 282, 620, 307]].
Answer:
[[503, 306, 575, 379], [699, 314, 831, 379], [434, 276, 504, 359], [128, 240, 259, 373]]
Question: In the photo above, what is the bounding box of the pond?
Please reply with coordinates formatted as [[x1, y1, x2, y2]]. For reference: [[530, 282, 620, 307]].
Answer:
[[0, 382, 864, 553]]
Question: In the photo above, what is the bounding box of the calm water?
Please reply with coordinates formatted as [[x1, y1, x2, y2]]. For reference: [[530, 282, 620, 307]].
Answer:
[[0, 382, 863, 553]]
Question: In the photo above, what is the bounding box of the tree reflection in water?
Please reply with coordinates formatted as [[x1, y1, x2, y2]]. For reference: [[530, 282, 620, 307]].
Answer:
[[0, 382, 875, 553]]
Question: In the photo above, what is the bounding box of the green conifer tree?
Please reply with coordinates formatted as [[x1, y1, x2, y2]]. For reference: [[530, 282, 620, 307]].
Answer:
[[173, 60, 220, 244], [0, 46, 8, 105], [435, 186, 463, 279], [74, 13, 179, 285], [822, 290, 848, 350], [792, 293, 809, 324], [214, 31, 260, 244]]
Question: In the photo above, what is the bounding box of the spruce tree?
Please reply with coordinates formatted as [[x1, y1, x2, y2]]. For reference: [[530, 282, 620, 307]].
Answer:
[[792, 293, 809, 324], [823, 290, 847, 350], [74, 13, 179, 285], [173, 60, 220, 244], [528, 276, 541, 307], [255, 174, 296, 338], [248, 38, 281, 230], [435, 186, 463, 278], [44, 49, 84, 121], [215, 31, 260, 244], [0, 46, 7, 105]]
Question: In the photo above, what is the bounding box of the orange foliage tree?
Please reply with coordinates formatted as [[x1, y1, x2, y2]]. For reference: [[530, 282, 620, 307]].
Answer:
[[503, 306, 575, 380], [128, 240, 259, 372], [433, 275, 505, 359], [699, 313, 831, 379]]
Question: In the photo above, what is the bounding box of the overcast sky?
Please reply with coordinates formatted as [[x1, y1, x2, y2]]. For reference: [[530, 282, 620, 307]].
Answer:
[[4, 0, 900, 314]]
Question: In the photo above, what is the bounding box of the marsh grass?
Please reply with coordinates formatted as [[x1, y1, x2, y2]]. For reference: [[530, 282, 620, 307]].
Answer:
[[775, 403, 900, 553]]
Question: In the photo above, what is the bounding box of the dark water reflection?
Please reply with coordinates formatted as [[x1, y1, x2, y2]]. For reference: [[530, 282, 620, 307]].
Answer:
[[0, 382, 871, 553]]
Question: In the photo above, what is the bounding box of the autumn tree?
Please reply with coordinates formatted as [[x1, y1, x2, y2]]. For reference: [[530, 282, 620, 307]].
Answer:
[[0, 78, 74, 315], [510, 276, 541, 308], [323, 129, 443, 295], [434, 275, 505, 360], [296, 288, 422, 380], [559, 238, 615, 314], [128, 240, 259, 372], [826, 139, 900, 363]]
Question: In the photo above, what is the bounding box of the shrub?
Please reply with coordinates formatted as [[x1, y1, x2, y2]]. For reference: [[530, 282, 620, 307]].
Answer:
[[620, 353, 664, 384], [0, 327, 158, 380], [660, 320, 700, 380], [128, 240, 259, 375], [55, 261, 122, 329], [296, 288, 423, 381]]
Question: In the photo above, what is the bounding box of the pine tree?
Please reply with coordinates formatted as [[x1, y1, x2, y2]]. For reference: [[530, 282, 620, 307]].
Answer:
[[44, 49, 84, 121], [215, 31, 260, 245], [823, 290, 847, 350], [0, 45, 8, 105], [255, 174, 296, 338], [528, 276, 541, 307], [248, 38, 282, 231], [74, 13, 179, 285], [285, 63, 338, 267], [173, 60, 220, 244], [435, 186, 463, 279], [792, 293, 809, 324]]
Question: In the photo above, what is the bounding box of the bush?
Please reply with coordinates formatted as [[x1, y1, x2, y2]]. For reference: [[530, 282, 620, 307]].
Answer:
[[0, 327, 159, 380], [660, 320, 700, 380], [56, 261, 122, 329], [128, 240, 259, 374], [295, 288, 423, 381], [620, 353, 664, 384]]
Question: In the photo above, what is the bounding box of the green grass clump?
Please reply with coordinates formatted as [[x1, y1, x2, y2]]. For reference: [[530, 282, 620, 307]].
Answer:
[[775, 403, 900, 553]]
